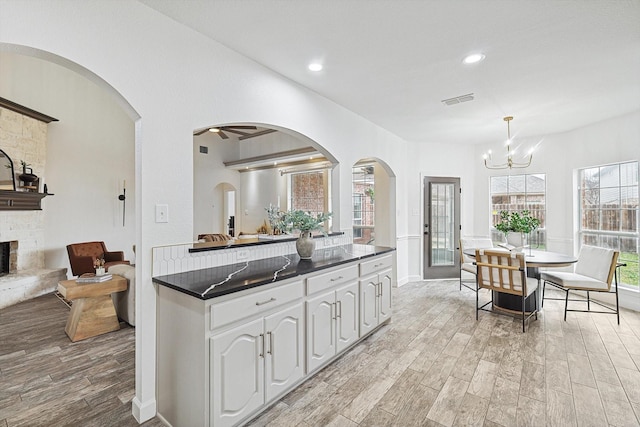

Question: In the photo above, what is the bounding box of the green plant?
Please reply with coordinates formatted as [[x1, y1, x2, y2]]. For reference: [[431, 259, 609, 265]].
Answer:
[[495, 210, 540, 235], [282, 209, 332, 235]]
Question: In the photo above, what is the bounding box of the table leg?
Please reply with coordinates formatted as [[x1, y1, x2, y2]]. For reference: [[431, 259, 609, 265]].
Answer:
[[65, 294, 120, 342]]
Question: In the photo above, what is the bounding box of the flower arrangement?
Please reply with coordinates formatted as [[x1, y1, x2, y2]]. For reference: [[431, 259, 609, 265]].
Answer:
[[495, 210, 540, 235], [93, 257, 105, 269]]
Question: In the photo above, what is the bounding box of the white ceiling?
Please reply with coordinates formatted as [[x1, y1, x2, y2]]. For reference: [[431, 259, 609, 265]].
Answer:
[[140, 0, 640, 145]]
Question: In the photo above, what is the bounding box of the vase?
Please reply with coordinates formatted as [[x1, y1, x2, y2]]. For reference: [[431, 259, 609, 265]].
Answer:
[[296, 231, 315, 260], [19, 165, 38, 185], [506, 232, 526, 251], [95, 267, 106, 276]]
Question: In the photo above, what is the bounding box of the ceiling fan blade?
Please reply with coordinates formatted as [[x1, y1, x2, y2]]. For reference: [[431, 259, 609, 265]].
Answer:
[[194, 128, 210, 136], [218, 130, 229, 139], [224, 126, 257, 130], [223, 128, 252, 136]]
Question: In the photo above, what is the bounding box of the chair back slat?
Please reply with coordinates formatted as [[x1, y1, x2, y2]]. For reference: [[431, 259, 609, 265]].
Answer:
[[475, 249, 527, 296]]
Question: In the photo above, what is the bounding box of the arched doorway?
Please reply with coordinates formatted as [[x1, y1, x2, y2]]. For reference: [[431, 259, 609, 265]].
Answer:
[[352, 158, 396, 247]]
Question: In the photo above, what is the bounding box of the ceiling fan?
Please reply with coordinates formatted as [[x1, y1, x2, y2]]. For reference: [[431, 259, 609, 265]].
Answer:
[[193, 125, 258, 139]]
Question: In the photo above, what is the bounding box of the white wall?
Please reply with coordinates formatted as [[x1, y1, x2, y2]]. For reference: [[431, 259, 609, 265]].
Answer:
[[0, 52, 136, 275]]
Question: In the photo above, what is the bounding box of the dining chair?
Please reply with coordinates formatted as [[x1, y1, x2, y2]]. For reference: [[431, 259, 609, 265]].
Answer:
[[459, 237, 493, 291], [475, 249, 538, 332], [540, 245, 620, 323]]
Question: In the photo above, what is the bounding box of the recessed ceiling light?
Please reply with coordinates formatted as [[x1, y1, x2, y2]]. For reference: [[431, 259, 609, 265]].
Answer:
[[208, 128, 220, 133], [462, 53, 485, 64], [308, 63, 323, 72]]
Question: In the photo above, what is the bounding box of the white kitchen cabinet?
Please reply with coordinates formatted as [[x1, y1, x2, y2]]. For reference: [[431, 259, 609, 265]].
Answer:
[[307, 280, 359, 373], [211, 303, 304, 427], [157, 250, 394, 427], [359, 254, 393, 336], [211, 318, 264, 427]]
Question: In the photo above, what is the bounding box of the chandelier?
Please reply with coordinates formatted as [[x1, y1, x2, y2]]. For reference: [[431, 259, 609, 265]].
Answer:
[[483, 116, 533, 169]]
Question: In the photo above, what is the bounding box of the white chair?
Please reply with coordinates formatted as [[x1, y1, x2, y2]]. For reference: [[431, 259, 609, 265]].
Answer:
[[541, 245, 620, 323], [459, 237, 493, 291], [475, 249, 538, 332]]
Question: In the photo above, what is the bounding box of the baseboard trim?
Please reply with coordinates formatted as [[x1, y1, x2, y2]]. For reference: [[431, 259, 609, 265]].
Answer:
[[132, 396, 156, 424]]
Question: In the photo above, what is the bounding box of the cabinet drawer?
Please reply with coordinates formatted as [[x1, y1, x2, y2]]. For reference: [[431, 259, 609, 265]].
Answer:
[[359, 255, 393, 277], [306, 264, 359, 295], [210, 280, 303, 330]]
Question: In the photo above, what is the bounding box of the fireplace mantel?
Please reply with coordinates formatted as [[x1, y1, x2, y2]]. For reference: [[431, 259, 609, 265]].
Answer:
[[0, 190, 51, 210]]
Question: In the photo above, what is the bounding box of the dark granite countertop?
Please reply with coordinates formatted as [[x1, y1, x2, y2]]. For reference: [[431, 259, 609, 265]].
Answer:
[[153, 244, 395, 300]]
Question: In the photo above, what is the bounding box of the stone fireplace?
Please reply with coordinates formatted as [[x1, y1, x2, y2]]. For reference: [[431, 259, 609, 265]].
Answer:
[[0, 103, 67, 309]]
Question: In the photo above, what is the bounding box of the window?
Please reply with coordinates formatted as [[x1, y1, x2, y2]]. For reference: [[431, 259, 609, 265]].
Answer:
[[352, 165, 375, 245], [353, 194, 363, 238], [579, 161, 639, 288], [490, 174, 546, 247], [289, 170, 331, 223]]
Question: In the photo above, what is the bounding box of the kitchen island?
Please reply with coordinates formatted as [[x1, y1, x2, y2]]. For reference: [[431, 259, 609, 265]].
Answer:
[[154, 244, 395, 427]]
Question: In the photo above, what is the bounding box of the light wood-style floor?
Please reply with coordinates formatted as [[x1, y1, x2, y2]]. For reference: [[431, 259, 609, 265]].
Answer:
[[2, 281, 640, 426], [0, 294, 164, 427], [248, 280, 640, 427]]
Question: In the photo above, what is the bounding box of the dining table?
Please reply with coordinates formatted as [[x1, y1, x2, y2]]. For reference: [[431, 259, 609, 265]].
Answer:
[[463, 248, 578, 313]]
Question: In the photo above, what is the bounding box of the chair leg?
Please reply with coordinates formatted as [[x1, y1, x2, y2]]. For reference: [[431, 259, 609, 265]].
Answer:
[[534, 290, 538, 321], [564, 289, 569, 321], [522, 294, 526, 333], [541, 281, 546, 307], [476, 280, 479, 321], [587, 290, 590, 311], [615, 274, 620, 325]]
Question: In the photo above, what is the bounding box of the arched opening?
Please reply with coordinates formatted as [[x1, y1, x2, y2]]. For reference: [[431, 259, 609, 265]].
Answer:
[[0, 43, 143, 421], [352, 158, 396, 247], [193, 123, 338, 239]]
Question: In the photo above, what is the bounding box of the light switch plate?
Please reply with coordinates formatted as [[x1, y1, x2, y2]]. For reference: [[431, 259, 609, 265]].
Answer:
[[155, 204, 169, 223]]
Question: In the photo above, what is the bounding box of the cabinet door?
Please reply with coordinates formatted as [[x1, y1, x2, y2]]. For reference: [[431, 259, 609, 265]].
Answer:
[[306, 290, 336, 373], [378, 268, 393, 324], [359, 273, 379, 336], [211, 318, 264, 427], [336, 281, 359, 353], [264, 303, 304, 402]]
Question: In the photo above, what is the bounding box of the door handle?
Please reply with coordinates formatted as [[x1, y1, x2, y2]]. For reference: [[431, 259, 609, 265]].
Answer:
[[259, 333, 264, 358], [266, 331, 273, 355]]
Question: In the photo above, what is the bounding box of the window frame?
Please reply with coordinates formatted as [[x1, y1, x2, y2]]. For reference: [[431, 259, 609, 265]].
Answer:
[[578, 161, 639, 289], [489, 173, 547, 247]]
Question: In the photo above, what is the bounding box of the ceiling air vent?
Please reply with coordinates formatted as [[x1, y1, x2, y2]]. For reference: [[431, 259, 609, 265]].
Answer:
[[441, 93, 474, 106]]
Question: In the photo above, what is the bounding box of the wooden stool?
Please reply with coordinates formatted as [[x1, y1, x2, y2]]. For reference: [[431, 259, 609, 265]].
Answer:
[[57, 275, 127, 342]]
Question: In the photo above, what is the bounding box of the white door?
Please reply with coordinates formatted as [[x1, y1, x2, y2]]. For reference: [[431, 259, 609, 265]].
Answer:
[[211, 318, 264, 427], [264, 304, 304, 402], [378, 269, 393, 323], [336, 282, 359, 352], [306, 291, 335, 373], [359, 274, 379, 336]]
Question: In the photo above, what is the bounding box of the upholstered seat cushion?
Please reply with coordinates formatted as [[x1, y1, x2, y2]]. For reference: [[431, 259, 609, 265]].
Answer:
[[461, 262, 476, 274], [540, 271, 609, 291]]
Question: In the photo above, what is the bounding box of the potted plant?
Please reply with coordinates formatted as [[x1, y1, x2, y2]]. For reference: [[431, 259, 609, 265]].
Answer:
[[282, 209, 332, 259], [495, 210, 540, 249]]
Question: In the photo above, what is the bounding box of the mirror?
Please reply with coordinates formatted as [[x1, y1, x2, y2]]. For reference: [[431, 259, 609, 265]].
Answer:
[[0, 149, 16, 190]]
